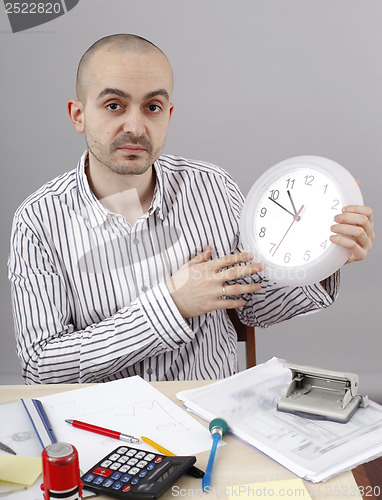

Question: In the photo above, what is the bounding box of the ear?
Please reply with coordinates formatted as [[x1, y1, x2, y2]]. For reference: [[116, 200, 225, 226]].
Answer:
[[169, 102, 174, 121], [67, 99, 85, 134]]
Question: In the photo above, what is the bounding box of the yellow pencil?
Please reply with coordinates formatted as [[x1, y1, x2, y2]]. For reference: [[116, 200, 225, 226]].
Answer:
[[141, 436, 176, 456], [140, 435, 204, 478]]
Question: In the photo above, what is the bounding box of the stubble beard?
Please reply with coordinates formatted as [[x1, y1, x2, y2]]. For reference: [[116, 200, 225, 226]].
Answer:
[[86, 132, 164, 176]]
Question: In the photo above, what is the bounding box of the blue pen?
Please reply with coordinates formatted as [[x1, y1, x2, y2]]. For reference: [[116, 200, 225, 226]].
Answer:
[[202, 418, 228, 493], [22, 398, 57, 449]]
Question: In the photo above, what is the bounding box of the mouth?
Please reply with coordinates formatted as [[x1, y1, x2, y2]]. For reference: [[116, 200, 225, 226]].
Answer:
[[117, 145, 147, 155]]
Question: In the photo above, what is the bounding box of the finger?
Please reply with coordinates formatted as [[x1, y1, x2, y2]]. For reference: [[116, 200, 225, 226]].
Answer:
[[330, 224, 372, 250], [219, 263, 264, 282], [215, 298, 246, 310], [189, 245, 213, 265], [329, 234, 366, 262], [334, 211, 375, 240], [223, 283, 262, 296], [212, 252, 254, 272], [341, 205, 374, 230]]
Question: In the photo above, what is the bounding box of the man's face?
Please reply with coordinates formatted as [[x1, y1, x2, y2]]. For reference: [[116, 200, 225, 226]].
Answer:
[[79, 48, 174, 176]]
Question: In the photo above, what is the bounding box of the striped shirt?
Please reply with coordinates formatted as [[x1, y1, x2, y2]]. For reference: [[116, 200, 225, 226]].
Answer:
[[8, 151, 339, 384]]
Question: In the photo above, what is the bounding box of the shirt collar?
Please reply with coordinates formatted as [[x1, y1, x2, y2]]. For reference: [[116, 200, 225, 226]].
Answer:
[[77, 150, 165, 228]]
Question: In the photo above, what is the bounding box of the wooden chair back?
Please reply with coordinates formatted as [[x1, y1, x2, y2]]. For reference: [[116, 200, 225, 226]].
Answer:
[[227, 309, 256, 368]]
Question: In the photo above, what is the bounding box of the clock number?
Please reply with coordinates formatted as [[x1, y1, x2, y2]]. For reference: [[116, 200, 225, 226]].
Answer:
[[269, 243, 276, 253], [323, 184, 328, 194], [284, 252, 291, 263], [259, 227, 266, 238], [260, 207, 267, 218], [304, 175, 314, 186], [331, 199, 340, 210], [286, 178, 295, 189], [320, 239, 327, 249], [269, 189, 279, 200], [304, 250, 311, 261]]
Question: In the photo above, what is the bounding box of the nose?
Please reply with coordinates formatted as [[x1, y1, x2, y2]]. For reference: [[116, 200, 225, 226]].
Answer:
[[122, 106, 146, 137]]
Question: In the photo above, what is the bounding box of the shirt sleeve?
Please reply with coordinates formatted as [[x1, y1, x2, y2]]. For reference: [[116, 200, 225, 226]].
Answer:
[[222, 175, 340, 328], [8, 215, 195, 384]]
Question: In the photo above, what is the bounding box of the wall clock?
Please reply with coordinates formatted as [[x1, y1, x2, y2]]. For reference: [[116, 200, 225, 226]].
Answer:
[[239, 156, 363, 285]]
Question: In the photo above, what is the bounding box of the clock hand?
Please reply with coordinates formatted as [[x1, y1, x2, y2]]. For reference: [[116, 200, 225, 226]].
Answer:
[[268, 197, 295, 217], [272, 204, 304, 257], [287, 190, 299, 218]]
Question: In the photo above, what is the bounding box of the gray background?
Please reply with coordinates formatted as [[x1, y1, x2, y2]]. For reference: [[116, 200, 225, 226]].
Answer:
[[0, 0, 381, 401]]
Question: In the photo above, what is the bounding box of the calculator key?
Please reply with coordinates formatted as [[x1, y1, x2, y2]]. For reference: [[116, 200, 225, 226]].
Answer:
[[109, 453, 121, 461], [83, 473, 95, 482], [131, 477, 140, 485], [93, 467, 113, 477], [139, 470, 148, 478], [135, 451, 146, 459], [100, 460, 112, 468], [92, 476, 105, 485], [119, 465, 130, 473], [154, 456, 163, 463], [147, 463, 155, 471], [145, 453, 155, 461], [110, 472, 122, 480], [123, 485, 132, 493], [129, 467, 140, 475], [137, 460, 148, 468], [112, 481, 123, 490], [121, 474, 132, 483], [103, 479, 114, 488], [117, 447, 128, 454], [127, 458, 138, 466], [118, 456, 129, 464], [126, 449, 137, 456], [110, 463, 121, 471]]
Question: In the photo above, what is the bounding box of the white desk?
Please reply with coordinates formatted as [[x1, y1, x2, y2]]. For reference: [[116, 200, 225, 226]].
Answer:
[[0, 382, 363, 500]]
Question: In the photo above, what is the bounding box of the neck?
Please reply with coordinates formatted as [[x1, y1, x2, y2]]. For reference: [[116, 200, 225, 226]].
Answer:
[[85, 155, 156, 225]]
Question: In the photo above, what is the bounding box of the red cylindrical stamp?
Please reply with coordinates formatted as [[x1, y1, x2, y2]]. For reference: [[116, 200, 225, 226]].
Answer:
[[41, 443, 84, 500]]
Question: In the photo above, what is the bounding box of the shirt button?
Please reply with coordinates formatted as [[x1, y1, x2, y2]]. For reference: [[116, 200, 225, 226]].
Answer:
[[141, 285, 148, 292], [132, 238, 140, 245], [146, 368, 153, 375]]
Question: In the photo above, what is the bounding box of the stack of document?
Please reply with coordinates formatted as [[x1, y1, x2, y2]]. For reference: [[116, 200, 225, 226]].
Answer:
[[177, 357, 382, 483]]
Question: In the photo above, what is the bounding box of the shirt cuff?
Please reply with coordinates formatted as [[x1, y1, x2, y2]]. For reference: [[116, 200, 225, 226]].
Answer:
[[302, 270, 340, 307], [137, 282, 196, 350]]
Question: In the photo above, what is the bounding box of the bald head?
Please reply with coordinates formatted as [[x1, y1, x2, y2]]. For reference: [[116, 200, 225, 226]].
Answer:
[[76, 34, 173, 104]]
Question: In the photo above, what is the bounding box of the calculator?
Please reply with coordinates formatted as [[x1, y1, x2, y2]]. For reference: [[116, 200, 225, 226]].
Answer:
[[81, 445, 196, 499]]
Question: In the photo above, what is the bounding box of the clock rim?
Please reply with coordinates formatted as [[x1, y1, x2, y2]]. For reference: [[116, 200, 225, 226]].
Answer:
[[240, 156, 364, 285]]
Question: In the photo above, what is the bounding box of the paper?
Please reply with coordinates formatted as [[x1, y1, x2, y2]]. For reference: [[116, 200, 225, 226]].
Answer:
[[0, 401, 42, 457], [0, 456, 41, 486], [0, 480, 27, 496], [38, 375, 213, 472], [0, 476, 95, 500], [226, 479, 312, 499], [177, 357, 382, 483]]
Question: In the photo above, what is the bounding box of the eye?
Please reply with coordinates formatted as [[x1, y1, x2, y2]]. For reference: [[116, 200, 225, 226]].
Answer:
[[106, 102, 122, 111], [147, 104, 161, 113]]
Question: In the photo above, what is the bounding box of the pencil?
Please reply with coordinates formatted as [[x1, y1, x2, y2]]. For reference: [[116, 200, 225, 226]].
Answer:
[[141, 436, 204, 478], [141, 436, 175, 456]]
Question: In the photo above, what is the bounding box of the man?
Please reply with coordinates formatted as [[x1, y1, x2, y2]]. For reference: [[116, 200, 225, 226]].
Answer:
[[8, 34, 374, 384]]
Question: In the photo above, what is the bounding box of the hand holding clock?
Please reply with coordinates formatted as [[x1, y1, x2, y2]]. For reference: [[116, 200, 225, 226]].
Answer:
[[330, 204, 374, 264]]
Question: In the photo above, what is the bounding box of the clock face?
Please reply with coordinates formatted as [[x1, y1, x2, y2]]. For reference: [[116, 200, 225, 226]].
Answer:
[[240, 156, 363, 285], [253, 168, 341, 267]]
